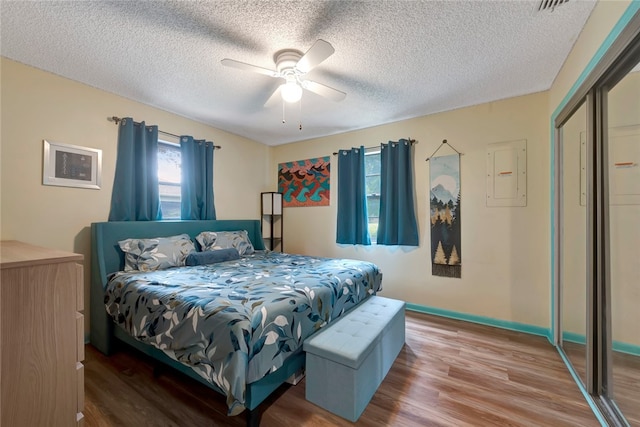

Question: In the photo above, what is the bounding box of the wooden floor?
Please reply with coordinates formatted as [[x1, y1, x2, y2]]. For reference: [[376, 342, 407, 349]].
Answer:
[[564, 341, 640, 426], [613, 351, 640, 426], [84, 311, 600, 426]]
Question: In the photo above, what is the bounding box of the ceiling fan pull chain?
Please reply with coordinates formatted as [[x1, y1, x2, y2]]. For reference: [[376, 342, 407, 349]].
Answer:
[[299, 97, 303, 131], [282, 99, 286, 124]]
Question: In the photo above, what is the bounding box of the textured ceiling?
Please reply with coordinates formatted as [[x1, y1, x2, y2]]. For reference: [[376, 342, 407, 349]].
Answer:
[[1, 1, 596, 146]]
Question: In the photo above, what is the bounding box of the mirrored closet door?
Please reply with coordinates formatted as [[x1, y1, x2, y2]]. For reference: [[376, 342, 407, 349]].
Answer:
[[605, 57, 640, 426], [555, 10, 640, 427], [559, 101, 588, 386]]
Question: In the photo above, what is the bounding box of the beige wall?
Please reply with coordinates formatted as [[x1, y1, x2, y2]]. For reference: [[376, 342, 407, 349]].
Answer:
[[272, 91, 552, 328], [0, 58, 271, 333]]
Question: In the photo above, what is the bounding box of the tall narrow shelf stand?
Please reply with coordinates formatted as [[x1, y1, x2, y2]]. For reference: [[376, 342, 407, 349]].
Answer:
[[261, 192, 283, 252]]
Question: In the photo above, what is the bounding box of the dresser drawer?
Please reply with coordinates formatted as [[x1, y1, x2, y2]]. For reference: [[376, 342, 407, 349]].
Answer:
[[76, 362, 84, 413], [76, 312, 85, 362], [76, 264, 84, 311]]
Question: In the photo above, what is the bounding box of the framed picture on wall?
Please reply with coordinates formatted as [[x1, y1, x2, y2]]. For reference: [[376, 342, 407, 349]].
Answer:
[[43, 140, 102, 189]]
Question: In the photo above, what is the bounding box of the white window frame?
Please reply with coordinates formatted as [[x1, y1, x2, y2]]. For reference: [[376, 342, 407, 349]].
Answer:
[[157, 139, 181, 219], [365, 149, 381, 243]]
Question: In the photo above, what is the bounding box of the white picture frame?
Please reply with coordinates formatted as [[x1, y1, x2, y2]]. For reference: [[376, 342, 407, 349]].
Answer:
[[43, 140, 102, 189]]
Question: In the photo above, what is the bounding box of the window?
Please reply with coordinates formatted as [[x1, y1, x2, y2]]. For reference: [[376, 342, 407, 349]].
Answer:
[[365, 150, 381, 241], [157, 141, 181, 219]]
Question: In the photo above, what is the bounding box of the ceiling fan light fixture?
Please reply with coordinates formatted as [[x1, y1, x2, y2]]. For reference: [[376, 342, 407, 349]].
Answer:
[[221, 40, 344, 108], [281, 80, 302, 103]]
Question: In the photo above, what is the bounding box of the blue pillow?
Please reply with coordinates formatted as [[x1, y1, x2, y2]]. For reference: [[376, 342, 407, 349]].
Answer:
[[185, 248, 240, 266]]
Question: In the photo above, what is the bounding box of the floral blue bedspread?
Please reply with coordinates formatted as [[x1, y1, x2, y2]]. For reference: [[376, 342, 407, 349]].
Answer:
[[104, 251, 382, 415]]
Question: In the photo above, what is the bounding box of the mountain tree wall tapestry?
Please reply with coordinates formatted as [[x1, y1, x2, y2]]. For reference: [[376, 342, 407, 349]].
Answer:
[[430, 153, 461, 278], [278, 156, 330, 207]]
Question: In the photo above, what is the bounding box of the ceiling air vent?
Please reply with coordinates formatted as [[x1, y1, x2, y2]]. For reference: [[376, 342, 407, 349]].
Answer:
[[538, 0, 569, 12]]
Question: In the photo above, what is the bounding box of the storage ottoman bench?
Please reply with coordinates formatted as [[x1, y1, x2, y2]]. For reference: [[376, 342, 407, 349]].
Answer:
[[303, 296, 405, 422]]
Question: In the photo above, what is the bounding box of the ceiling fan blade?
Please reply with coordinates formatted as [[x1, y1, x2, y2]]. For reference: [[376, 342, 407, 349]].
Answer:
[[295, 39, 335, 74], [264, 86, 282, 107], [221, 59, 278, 77], [302, 80, 346, 102]]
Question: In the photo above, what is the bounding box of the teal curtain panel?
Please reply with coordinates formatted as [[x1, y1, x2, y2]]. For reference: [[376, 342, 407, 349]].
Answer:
[[180, 136, 216, 220], [108, 117, 161, 221], [377, 139, 419, 246], [336, 146, 370, 245]]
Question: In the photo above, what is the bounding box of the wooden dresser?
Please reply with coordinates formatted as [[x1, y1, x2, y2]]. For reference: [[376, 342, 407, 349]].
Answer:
[[1, 240, 84, 426]]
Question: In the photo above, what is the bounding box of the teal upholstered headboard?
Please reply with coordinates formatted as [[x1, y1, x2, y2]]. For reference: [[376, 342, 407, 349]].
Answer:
[[90, 219, 264, 354]]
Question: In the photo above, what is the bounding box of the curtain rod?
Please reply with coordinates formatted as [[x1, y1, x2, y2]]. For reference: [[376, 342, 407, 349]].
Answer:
[[332, 139, 417, 155], [108, 116, 221, 150]]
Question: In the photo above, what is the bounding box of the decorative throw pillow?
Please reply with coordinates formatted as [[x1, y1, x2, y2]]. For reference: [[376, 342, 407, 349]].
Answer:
[[118, 234, 196, 272], [185, 247, 240, 266], [195, 230, 255, 255]]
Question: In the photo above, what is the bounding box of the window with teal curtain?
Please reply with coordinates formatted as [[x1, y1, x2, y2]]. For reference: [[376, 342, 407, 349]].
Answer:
[[180, 136, 216, 220], [377, 139, 419, 246], [365, 150, 381, 242], [108, 117, 162, 221], [336, 146, 371, 245]]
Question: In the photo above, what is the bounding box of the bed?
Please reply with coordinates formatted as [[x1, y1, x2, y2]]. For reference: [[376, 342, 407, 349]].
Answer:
[[90, 219, 382, 424]]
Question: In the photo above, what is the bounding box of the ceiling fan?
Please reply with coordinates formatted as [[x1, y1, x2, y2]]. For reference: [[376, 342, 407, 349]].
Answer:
[[221, 39, 346, 104]]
